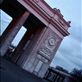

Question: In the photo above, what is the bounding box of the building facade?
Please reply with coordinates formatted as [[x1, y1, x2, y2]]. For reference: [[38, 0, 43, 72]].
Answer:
[[1, 0, 70, 78]]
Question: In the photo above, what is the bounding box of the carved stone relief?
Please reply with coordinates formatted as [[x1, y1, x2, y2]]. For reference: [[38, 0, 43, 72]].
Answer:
[[48, 38, 55, 46], [37, 28, 60, 61], [37, 55, 48, 63]]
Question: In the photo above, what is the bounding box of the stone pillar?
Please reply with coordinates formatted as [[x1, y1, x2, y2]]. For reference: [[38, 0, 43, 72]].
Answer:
[[21, 27, 62, 78], [0, 11, 30, 56], [16, 26, 45, 66], [11, 25, 36, 63]]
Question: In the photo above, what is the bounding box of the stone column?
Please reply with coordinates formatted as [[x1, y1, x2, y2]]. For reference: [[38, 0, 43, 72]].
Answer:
[[0, 11, 30, 56], [11, 25, 36, 63], [21, 27, 62, 78], [21, 27, 47, 67]]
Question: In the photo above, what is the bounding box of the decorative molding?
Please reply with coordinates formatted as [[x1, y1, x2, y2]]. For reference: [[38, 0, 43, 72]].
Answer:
[[33, 0, 39, 3], [17, 0, 70, 36], [37, 55, 48, 63]]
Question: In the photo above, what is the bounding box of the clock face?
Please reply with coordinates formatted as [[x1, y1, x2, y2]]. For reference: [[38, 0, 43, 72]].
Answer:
[[48, 38, 55, 46]]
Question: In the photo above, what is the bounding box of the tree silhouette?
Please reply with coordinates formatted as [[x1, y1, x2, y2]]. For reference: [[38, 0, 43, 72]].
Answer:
[[70, 68, 82, 82]]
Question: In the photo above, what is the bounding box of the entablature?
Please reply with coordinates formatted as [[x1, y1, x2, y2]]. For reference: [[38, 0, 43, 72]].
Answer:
[[17, 0, 70, 37]]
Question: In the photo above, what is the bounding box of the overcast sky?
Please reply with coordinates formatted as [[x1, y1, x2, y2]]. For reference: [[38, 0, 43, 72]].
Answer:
[[1, 0, 82, 72], [45, 0, 82, 72]]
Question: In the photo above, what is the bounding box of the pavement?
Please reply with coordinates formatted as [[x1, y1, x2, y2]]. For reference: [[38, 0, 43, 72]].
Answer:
[[0, 56, 47, 82]]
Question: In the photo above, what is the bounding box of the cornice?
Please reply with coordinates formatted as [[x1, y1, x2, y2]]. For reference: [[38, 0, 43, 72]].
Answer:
[[17, 0, 70, 36]]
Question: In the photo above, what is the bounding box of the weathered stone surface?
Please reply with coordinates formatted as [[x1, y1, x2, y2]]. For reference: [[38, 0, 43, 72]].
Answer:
[[1, 11, 30, 56], [19, 27, 62, 78], [1, 0, 70, 79]]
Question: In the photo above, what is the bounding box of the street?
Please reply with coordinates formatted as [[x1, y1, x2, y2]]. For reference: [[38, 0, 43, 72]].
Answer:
[[0, 57, 47, 82]]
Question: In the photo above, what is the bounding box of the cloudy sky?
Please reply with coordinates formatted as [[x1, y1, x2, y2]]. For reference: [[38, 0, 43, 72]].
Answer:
[[45, 0, 82, 72], [1, 0, 82, 72]]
